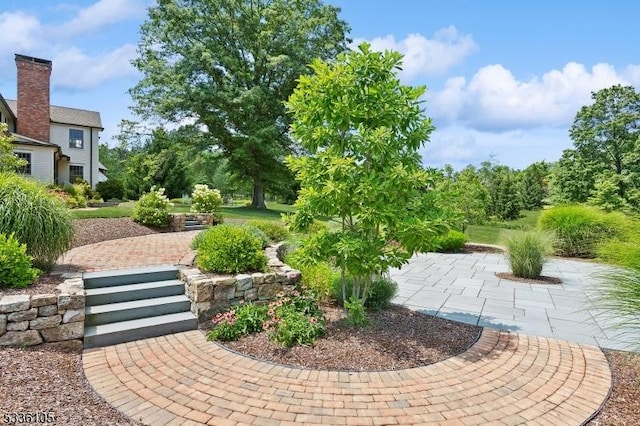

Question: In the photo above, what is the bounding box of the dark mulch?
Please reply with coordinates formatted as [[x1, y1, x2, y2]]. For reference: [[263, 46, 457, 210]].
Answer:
[[217, 304, 482, 371], [495, 272, 562, 285]]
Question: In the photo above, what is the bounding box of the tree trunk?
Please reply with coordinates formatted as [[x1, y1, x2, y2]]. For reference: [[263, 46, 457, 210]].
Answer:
[[251, 181, 267, 209]]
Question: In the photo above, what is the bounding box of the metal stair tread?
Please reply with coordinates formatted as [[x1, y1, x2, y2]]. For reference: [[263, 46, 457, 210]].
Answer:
[[86, 294, 190, 315], [84, 279, 184, 297], [84, 312, 197, 337]]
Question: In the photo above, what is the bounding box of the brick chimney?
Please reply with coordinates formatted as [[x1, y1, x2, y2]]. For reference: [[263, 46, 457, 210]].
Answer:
[[15, 54, 52, 142]]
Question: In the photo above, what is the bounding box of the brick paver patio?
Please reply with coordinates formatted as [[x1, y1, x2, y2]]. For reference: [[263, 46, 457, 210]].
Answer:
[[83, 328, 611, 426], [63, 233, 614, 424]]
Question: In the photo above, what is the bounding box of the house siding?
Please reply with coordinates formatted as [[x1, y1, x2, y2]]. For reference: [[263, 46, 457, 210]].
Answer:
[[0, 103, 15, 132], [13, 145, 55, 184], [51, 123, 100, 187]]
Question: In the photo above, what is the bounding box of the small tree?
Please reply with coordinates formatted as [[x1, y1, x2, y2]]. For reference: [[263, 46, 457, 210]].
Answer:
[[0, 123, 27, 173], [286, 44, 447, 323]]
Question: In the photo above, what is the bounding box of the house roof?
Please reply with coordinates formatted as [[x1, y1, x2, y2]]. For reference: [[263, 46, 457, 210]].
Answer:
[[10, 132, 58, 148], [0, 94, 17, 121], [5, 99, 103, 129]]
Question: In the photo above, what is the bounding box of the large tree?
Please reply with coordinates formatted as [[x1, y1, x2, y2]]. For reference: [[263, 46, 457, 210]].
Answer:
[[130, 0, 350, 208], [569, 84, 640, 204]]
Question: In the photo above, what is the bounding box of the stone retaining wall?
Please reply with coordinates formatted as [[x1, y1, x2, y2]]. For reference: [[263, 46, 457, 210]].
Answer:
[[0, 275, 85, 347], [169, 213, 216, 232], [180, 243, 301, 323]]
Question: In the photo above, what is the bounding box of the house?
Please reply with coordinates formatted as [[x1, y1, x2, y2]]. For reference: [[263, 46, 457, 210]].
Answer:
[[0, 54, 104, 188]]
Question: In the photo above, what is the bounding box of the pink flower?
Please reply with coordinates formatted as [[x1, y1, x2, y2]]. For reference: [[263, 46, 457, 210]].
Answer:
[[268, 308, 275, 316], [310, 317, 318, 324]]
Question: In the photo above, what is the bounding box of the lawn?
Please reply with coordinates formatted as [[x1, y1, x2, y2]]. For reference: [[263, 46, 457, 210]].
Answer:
[[464, 210, 542, 246]]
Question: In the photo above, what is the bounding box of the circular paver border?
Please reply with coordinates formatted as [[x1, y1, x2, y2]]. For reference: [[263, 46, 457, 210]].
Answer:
[[83, 328, 611, 425]]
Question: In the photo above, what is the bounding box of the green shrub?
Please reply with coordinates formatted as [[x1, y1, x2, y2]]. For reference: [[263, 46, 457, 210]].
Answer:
[[538, 205, 629, 258], [0, 173, 74, 269], [331, 275, 398, 310], [307, 220, 330, 235], [242, 225, 269, 249], [344, 296, 369, 326], [265, 290, 325, 347], [206, 303, 269, 341], [433, 229, 467, 252], [597, 239, 640, 270], [0, 233, 39, 288], [597, 267, 640, 349], [132, 187, 172, 228], [96, 179, 125, 200], [247, 220, 290, 242], [191, 184, 222, 213], [286, 250, 336, 302], [190, 231, 207, 250], [196, 224, 267, 273], [506, 231, 553, 279]]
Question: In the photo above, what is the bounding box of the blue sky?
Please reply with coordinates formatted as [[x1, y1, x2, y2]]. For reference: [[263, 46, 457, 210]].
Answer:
[[1, 0, 639, 170]]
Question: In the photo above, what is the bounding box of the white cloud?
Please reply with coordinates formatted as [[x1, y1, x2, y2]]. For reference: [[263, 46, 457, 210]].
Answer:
[[54, 0, 147, 37], [352, 26, 477, 80], [429, 62, 640, 131], [51, 44, 138, 90], [421, 126, 572, 170], [0, 12, 44, 76]]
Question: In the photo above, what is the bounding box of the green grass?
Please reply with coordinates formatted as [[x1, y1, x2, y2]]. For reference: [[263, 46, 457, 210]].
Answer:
[[466, 209, 543, 246]]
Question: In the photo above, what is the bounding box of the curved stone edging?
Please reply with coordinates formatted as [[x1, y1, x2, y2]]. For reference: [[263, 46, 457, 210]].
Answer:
[[83, 328, 612, 425]]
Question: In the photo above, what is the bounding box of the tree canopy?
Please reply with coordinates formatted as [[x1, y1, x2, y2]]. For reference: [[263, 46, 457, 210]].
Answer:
[[555, 84, 640, 209], [130, 0, 350, 208], [285, 44, 448, 322]]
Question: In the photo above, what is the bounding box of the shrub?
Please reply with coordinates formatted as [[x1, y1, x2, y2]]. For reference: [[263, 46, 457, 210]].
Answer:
[[132, 186, 172, 228], [264, 290, 325, 347], [206, 303, 269, 341], [597, 239, 640, 270], [597, 267, 640, 350], [191, 184, 222, 213], [242, 225, 269, 249], [286, 250, 336, 302], [433, 229, 467, 253], [506, 231, 553, 279], [189, 231, 207, 250], [247, 220, 290, 242], [331, 274, 398, 310], [0, 173, 74, 269], [307, 220, 330, 235], [538, 205, 629, 258], [0, 233, 39, 288], [196, 224, 267, 273], [96, 179, 125, 200]]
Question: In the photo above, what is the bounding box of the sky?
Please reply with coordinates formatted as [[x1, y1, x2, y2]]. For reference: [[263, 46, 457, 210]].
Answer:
[[1, 0, 639, 170]]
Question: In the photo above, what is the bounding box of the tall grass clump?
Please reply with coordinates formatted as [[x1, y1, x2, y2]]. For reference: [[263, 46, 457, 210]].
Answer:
[[538, 205, 630, 258], [597, 239, 640, 270], [0, 173, 73, 269], [597, 267, 640, 350], [506, 231, 553, 279]]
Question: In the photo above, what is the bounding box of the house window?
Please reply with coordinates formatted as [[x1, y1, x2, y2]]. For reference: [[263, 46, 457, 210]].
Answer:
[[69, 129, 84, 149], [16, 152, 31, 175], [69, 165, 84, 183]]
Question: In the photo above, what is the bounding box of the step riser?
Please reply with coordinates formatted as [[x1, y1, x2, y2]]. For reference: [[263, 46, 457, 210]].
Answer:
[[84, 318, 197, 348], [84, 270, 178, 289], [86, 300, 191, 326], [86, 284, 185, 306], [184, 225, 207, 231]]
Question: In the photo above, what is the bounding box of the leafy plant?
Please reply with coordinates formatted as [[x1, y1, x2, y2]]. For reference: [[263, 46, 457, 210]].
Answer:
[[285, 44, 448, 324], [0, 233, 40, 288], [596, 267, 640, 350], [191, 184, 222, 213], [132, 186, 172, 228], [264, 290, 325, 347], [538, 205, 630, 257], [196, 224, 267, 273], [597, 239, 640, 270], [506, 231, 553, 279], [206, 303, 269, 341], [433, 230, 467, 253], [0, 123, 27, 172], [286, 250, 337, 302], [331, 275, 398, 310], [247, 220, 290, 242], [344, 297, 369, 327], [96, 179, 125, 200], [0, 173, 74, 269]]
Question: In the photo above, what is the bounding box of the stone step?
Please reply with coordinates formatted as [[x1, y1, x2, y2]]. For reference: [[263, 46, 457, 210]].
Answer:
[[85, 295, 191, 326], [185, 224, 207, 231], [83, 265, 179, 289], [85, 279, 185, 306], [185, 220, 201, 226], [84, 312, 197, 348]]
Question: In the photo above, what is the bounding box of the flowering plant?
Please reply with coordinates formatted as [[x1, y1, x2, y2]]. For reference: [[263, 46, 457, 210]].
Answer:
[[191, 184, 222, 214], [132, 186, 172, 228]]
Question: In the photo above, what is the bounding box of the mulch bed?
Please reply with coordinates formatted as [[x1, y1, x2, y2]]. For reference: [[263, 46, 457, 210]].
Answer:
[[495, 272, 562, 285]]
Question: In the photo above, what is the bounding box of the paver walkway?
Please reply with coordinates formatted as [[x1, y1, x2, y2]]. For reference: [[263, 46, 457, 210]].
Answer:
[[61, 233, 618, 424], [390, 252, 639, 351], [84, 328, 611, 426]]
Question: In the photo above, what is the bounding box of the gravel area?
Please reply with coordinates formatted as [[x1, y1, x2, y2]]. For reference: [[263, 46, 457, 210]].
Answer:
[[0, 218, 636, 424]]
